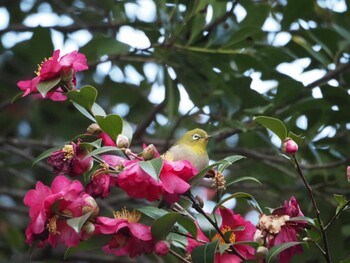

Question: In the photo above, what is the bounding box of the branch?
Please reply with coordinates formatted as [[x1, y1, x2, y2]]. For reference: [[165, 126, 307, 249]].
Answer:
[[306, 62, 350, 89]]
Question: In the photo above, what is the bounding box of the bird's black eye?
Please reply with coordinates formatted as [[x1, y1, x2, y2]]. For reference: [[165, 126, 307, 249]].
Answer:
[[192, 134, 201, 140]]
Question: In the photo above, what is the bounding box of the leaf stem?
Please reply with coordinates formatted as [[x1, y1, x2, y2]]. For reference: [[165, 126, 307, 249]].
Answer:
[[169, 249, 192, 263], [187, 192, 246, 261], [324, 200, 350, 231], [292, 155, 332, 263]]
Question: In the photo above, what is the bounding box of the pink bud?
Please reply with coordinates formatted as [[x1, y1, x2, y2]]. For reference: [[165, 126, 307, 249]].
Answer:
[[154, 241, 169, 256], [282, 137, 298, 155], [347, 166, 350, 183], [82, 195, 99, 217]]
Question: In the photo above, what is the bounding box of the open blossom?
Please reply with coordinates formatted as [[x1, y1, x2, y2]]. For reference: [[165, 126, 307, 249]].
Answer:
[[17, 49, 88, 101], [85, 155, 125, 198], [257, 196, 306, 263], [23, 175, 99, 247], [187, 207, 256, 262], [94, 208, 168, 258], [47, 141, 93, 177]]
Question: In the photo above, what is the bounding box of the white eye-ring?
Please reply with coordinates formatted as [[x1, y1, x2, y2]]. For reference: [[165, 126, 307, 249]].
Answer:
[[192, 134, 201, 140]]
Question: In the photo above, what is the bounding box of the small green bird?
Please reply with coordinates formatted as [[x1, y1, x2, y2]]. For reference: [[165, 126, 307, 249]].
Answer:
[[165, 128, 211, 171]]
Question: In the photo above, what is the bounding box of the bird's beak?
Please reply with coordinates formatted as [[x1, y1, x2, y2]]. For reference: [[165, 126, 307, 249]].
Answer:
[[204, 135, 212, 141]]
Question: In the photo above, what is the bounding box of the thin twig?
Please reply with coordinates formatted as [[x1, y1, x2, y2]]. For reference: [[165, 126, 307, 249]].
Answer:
[[292, 155, 332, 263], [324, 200, 350, 231], [169, 249, 191, 263]]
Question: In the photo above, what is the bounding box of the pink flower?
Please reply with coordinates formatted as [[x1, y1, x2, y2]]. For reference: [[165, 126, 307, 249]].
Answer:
[[47, 141, 93, 177], [117, 159, 163, 201], [23, 175, 99, 247], [187, 207, 256, 262], [17, 50, 88, 101], [94, 209, 166, 257], [160, 160, 197, 203], [85, 155, 124, 198], [258, 196, 306, 263]]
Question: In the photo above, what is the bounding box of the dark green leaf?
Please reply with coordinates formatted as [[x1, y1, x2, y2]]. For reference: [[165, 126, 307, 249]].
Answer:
[[177, 216, 198, 238], [67, 211, 93, 234], [36, 76, 61, 97], [151, 212, 182, 240], [212, 192, 262, 214], [86, 146, 124, 158], [122, 119, 133, 143], [139, 158, 164, 181], [71, 101, 96, 122], [66, 85, 98, 111], [95, 114, 123, 141], [196, 213, 222, 240], [288, 131, 305, 146], [191, 239, 219, 263], [137, 206, 168, 219], [266, 241, 304, 263], [218, 155, 246, 172], [254, 116, 287, 141], [226, 176, 262, 187]]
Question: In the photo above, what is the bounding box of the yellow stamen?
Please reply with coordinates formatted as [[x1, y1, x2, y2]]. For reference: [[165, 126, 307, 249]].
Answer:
[[34, 56, 52, 76], [212, 225, 236, 244], [62, 145, 75, 160], [211, 171, 226, 190], [47, 215, 60, 235], [113, 208, 141, 223]]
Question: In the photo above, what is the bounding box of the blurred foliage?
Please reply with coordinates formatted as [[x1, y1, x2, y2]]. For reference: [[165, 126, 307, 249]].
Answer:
[[1, 0, 350, 262]]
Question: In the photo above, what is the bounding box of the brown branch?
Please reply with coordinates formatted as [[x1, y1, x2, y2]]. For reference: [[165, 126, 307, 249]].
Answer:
[[306, 62, 350, 89]]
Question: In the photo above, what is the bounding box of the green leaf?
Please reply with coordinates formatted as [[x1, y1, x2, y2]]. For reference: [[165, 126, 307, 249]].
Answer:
[[91, 102, 106, 116], [95, 114, 123, 141], [139, 158, 164, 181], [218, 155, 246, 173], [334, 194, 349, 214], [288, 131, 304, 146], [151, 212, 182, 240], [66, 85, 98, 111], [212, 192, 262, 214], [196, 213, 222, 240], [177, 216, 198, 238], [86, 146, 124, 158], [266, 241, 304, 263], [189, 156, 245, 186], [226, 176, 262, 187], [254, 116, 287, 141], [36, 76, 61, 97], [122, 119, 133, 143], [11, 92, 25, 103], [191, 239, 219, 263], [80, 139, 102, 152], [71, 101, 96, 122], [32, 146, 62, 166], [67, 211, 93, 234], [64, 234, 112, 259], [137, 206, 168, 219]]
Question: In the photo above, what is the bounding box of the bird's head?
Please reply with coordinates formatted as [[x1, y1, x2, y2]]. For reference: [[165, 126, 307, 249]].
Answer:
[[175, 128, 211, 153]]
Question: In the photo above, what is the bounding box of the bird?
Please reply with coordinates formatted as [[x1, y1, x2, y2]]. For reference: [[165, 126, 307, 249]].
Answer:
[[164, 128, 211, 171]]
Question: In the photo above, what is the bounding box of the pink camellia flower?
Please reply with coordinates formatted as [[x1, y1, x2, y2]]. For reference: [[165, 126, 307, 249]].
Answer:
[[17, 49, 88, 101], [47, 141, 93, 177], [23, 175, 99, 247], [187, 207, 256, 262], [94, 208, 168, 258], [160, 159, 197, 203], [85, 155, 125, 198], [257, 196, 306, 263], [117, 159, 163, 201], [281, 137, 298, 155]]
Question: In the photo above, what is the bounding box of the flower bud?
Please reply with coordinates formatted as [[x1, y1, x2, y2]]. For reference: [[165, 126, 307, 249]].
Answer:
[[82, 195, 99, 217], [253, 229, 264, 245], [155, 241, 169, 256], [282, 137, 298, 155], [142, 144, 157, 160], [87, 123, 102, 136], [255, 246, 268, 260], [81, 221, 95, 240], [61, 68, 74, 82], [347, 166, 350, 183], [116, 134, 129, 149]]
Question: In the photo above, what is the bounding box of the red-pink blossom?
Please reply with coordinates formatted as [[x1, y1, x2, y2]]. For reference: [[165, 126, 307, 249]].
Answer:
[[117, 159, 163, 201], [17, 49, 88, 101], [160, 160, 197, 203], [85, 155, 125, 198], [258, 196, 306, 263], [281, 138, 298, 155], [187, 207, 256, 262], [47, 141, 93, 177], [95, 212, 164, 258], [23, 175, 98, 247]]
